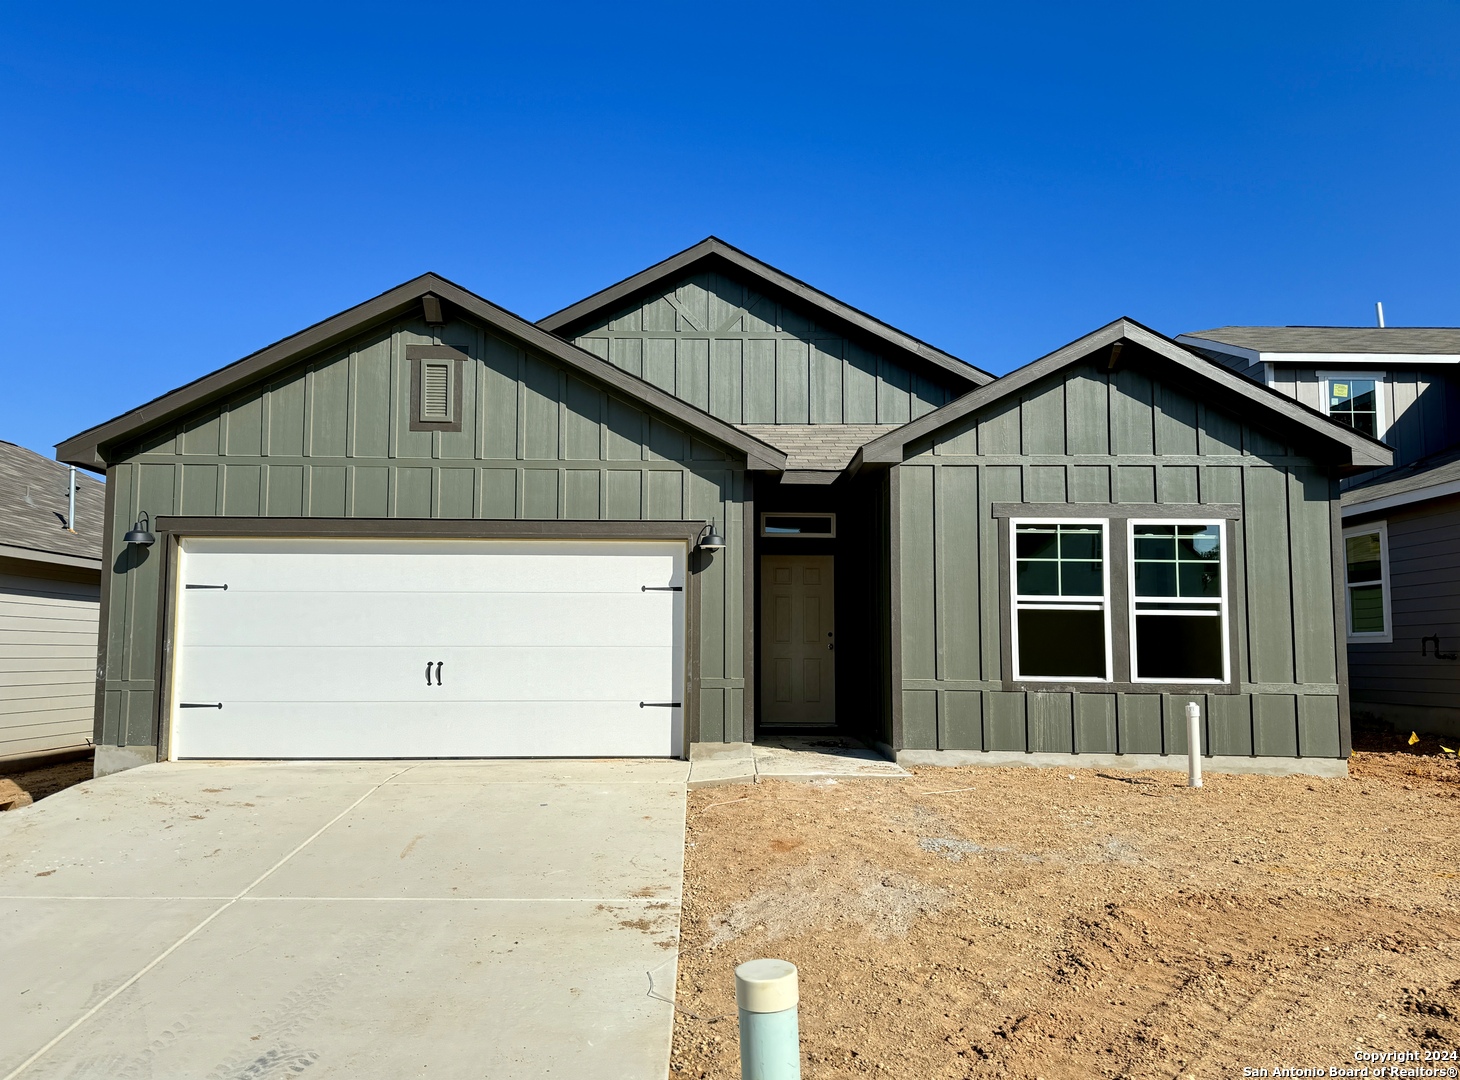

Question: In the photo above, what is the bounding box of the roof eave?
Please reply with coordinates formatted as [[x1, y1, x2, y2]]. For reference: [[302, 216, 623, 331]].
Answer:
[[56, 273, 788, 474], [859, 318, 1393, 470]]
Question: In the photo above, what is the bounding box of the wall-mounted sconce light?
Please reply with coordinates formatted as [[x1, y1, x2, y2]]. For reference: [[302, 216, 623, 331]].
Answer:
[[123, 512, 156, 547], [697, 522, 726, 551]]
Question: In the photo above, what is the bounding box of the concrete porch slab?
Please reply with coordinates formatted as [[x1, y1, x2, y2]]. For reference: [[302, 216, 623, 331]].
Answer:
[[686, 736, 909, 788]]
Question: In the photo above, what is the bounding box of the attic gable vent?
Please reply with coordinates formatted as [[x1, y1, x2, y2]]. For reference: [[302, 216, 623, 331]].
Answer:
[[421, 361, 452, 421], [406, 344, 467, 432]]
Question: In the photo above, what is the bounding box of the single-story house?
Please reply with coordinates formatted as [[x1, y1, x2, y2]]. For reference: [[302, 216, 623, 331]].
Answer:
[[1178, 325, 1460, 738], [0, 440, 104, 763], [57, 239, 1391, 777]]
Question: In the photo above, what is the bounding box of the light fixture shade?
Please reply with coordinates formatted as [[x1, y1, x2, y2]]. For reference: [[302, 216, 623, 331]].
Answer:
[[124, 513, 156, 547], [699, 529, 726, 550]]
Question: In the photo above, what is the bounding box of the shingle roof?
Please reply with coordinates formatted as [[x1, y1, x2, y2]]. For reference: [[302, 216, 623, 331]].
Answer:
[[0, 441, 104, 564], [1343, 446, 1460, 510], [737, 425, 902, 471], [1183, 326, 1460, 355]]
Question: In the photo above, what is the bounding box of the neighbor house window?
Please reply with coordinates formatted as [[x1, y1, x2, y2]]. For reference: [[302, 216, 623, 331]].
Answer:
[[1322, 373, 1383, 439], [1343, 522, 1392, 642], [1129, 521, 1229, 682], [1011, 520, 1110, 680]]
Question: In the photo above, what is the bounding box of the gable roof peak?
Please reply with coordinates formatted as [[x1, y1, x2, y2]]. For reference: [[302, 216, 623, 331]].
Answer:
[[537, 239, 993, 391]]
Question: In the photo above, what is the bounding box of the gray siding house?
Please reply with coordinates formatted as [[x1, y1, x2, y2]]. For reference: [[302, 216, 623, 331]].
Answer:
[[0, 441, 104, 762], [1180, 326, 1460, 738], [58, 240, 1389, 777]]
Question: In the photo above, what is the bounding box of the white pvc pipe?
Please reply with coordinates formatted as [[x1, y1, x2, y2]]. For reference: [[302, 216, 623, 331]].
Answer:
[[736, 959, 800, 1080], [1186, 701, 1202, 788]]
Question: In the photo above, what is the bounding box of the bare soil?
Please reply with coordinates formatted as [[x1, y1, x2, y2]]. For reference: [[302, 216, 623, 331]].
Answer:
[[0, 752, 93, 811], [673, 725, 1460, 1078]]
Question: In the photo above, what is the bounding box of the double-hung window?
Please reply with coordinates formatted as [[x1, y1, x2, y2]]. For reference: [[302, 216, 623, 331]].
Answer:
[[1129, 521, 1229, 682], [1011, 521, 1110, 680], [1343, 522, 1391, 642]]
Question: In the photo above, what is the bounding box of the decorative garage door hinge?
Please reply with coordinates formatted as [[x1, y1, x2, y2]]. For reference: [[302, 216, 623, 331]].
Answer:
[[179, 702, 223, 709], [185, 583, 229, 590], [641, 585, 683, 592], [639, 701, 682, 708]]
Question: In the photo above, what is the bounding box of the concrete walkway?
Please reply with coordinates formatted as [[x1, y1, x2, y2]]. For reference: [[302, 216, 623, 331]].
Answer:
[[687, 736, 910, 787], [0, 760, 689, 1080]]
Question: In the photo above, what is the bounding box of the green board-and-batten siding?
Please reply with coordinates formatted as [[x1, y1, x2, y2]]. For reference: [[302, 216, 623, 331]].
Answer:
[[97, 313, 750, 752], [893, 362, 1346, 758], [571, 270, 955, 426]]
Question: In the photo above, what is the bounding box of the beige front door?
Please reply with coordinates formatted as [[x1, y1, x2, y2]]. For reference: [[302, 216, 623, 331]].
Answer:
[[760, 555, 835, 726]]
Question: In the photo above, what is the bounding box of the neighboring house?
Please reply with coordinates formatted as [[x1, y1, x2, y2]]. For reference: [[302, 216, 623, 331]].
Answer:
[[1178, 326, 1460, 739], [0, 440, 104, 762], [57, 239, 1389, 778]]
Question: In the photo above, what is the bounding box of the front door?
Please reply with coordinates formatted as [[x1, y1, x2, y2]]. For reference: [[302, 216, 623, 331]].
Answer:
[[759, 555, 835, 726]]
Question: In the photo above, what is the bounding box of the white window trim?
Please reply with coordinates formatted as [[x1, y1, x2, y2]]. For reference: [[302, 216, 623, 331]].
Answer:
[[1318, 370, 1386, 440], [1009, 518, 1112, 683], [759, 512, 836, 539], [1126, 519, 1231, 686], [1343, 520, 1393, 643]]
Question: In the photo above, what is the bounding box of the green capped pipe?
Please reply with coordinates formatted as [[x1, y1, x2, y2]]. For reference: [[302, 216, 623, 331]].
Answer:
[[735, 959, 801, 1080]]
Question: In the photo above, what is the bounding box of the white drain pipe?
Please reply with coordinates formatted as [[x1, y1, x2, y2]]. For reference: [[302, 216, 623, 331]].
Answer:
[[1186, 701, 1203, 788], [736, 959, 801, 1080]]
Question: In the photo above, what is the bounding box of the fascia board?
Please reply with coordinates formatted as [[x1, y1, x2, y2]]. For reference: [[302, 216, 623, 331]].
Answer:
[[862, 318, 1393, 469], [0, 542, 103, 570], [1175, 336, 1260, 365], [58, 273, 787, 474], [1343, 478, 1460, 518]]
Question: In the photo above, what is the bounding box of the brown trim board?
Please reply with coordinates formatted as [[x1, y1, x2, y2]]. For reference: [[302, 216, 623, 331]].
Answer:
[[536, 236, 993, 392], [854, 319, 1394, 471], [57, 273, 788, 474]]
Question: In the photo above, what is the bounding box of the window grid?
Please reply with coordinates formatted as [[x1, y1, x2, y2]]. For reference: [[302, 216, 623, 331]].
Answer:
[[1010, 520, 1111, 682], [1127, 520, 1230, 685], [1320, 371, 1385, 440]]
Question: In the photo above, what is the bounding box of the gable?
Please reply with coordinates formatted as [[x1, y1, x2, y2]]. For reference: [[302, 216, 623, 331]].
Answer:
[[911, 361, 1297, 468], [570, 269, 957, 426], [858, 319, 1393, 472], [110, 309, 749, 520]]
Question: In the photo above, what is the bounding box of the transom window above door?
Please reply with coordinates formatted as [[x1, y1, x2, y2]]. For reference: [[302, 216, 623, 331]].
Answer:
[[760, 513, 836, 538]]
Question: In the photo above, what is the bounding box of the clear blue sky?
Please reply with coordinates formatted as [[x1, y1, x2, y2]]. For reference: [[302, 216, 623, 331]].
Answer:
[[2, 2, 1457, 464]]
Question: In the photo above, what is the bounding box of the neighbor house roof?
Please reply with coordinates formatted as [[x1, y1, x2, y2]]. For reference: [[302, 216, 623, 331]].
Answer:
[[1178, 326, 1460, 364], [1343, 445, 1460, 518], [0, 441, 104, 569], [537, 237, 994, 391], [854, 318, 1394, 472], [56, 274, 788, 474]]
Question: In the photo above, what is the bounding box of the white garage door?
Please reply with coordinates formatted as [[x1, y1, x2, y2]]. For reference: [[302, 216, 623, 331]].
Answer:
[[169, 537, 685, 759]]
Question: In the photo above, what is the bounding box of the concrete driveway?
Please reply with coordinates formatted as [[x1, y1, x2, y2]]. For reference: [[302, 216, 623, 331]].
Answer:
[[0, 759, 688, 1079]]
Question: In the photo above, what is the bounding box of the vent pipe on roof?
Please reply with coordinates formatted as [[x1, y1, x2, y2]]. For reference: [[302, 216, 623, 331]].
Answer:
[[67, 466, 76, 533], [1376, 302, 1386, 328]]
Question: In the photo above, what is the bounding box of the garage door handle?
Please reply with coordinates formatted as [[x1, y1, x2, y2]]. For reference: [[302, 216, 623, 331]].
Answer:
[[641, 586, 683, 592], [640, 701, 681, 708]]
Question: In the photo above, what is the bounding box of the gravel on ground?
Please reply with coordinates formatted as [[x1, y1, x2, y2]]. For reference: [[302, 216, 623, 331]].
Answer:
[[0, 752, 94, 811]]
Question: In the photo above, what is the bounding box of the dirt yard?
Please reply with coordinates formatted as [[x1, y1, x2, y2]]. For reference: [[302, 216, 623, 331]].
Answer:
[[673, 726, 1460, 1078], [0, 752, 93, 811]]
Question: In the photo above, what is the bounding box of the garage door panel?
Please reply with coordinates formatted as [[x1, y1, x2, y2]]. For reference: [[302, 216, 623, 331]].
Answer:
[[175, 646, 676, 702], [172, 701, 680, 759], [178, 592, 677, 648], [171, 538, 685, 758], [180, 545, 679, 594]]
